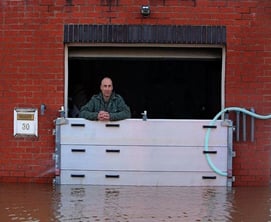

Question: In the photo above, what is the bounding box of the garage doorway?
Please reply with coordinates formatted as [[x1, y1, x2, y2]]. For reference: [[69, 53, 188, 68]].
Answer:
[[66, 45, 224, 119]]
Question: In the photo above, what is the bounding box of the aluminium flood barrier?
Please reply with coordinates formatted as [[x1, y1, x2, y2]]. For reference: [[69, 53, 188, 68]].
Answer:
[[54, 118, 233, 186]]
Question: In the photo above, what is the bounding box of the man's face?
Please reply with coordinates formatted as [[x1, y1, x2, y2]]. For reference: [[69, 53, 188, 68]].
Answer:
[[100, 78, 113, 101]]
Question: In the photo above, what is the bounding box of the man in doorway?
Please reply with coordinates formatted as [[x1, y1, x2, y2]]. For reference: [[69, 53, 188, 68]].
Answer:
[[79, 77, 131, 121]]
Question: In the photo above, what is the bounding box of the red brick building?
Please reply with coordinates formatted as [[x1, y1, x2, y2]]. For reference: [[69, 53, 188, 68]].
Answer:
[[0, 0, 270, 186]]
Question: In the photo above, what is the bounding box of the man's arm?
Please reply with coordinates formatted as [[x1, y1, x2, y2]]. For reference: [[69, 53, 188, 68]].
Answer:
[[79, 97, 99, 120], [109, 96, 131, 121]]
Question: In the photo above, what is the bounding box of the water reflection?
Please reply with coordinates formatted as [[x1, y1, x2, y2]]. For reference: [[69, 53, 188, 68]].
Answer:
[[0, 184, 270, 221]]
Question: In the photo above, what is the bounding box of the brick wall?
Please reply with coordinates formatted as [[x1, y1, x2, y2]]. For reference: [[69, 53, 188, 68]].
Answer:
[[0, 0, 270, 185]]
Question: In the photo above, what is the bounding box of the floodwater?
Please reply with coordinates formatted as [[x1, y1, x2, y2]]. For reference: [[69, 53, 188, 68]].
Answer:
[[0, 184, 270, 222]]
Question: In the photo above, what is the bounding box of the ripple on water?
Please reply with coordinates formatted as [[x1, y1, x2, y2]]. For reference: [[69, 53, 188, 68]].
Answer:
[[0, 184, 271, 221]]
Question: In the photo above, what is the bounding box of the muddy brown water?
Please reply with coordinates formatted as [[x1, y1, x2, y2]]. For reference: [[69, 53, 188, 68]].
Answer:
[[0, 183, 270, 222]]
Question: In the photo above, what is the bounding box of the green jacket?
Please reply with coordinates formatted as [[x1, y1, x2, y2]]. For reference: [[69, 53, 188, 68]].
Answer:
[[79, 92, 131, 121]]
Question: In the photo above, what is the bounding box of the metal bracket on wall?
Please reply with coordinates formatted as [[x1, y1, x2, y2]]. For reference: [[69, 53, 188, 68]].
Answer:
[[221, 119, 233, 127], [235, 107, 255, 142], [55, 117, 69, 126]]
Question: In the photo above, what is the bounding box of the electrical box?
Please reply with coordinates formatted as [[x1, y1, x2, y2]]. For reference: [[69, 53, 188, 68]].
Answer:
[[14, 108, 38, 137]]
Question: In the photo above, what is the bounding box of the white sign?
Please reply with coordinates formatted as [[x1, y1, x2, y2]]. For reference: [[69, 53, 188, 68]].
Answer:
[[14, 108, 38, 136]]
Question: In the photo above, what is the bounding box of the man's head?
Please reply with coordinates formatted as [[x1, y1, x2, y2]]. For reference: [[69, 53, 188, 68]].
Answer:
[[100, 77, 113, 102]]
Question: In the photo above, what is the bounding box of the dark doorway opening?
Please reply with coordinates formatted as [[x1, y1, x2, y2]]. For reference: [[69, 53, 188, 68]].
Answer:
[[68, 57, 222, 119]]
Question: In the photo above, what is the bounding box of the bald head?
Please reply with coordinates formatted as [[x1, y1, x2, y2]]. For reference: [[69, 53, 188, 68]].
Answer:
[[100, 77, 113, 102]]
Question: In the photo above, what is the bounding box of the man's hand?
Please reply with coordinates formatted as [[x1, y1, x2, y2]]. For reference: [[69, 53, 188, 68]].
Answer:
[[98, 111, 110, 121]]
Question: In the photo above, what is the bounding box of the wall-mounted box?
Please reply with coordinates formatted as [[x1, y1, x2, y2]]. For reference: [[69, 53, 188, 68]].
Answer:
[[14, 108, 38, 137]]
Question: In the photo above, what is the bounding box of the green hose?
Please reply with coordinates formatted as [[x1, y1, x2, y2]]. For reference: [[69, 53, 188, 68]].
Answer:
[[204, 107, 271, 176]]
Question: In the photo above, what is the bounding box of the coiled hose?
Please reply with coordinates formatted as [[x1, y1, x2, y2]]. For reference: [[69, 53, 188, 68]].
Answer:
[[204, 107, 271, 176]]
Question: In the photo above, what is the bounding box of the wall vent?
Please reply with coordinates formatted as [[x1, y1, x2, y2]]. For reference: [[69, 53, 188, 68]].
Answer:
[[64, 25, 226, 45]]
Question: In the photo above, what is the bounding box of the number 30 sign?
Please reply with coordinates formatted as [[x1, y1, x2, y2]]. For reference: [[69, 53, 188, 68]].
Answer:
[[14, 108, 38, 137]]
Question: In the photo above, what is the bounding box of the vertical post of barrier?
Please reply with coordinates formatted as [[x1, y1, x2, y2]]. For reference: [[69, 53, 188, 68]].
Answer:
[[227, 120, 233, 187], [250, 107, 255, 142], [236, 111, 240, 142], [242, 110, 246, 142]]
